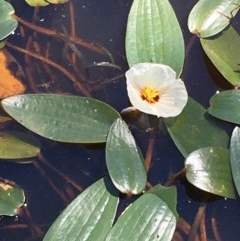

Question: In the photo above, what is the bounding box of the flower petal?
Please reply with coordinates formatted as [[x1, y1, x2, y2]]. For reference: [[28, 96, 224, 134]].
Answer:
[[126, 63, 176, 90], [126, 63, 188, 118], [147, 80, 187, 117]]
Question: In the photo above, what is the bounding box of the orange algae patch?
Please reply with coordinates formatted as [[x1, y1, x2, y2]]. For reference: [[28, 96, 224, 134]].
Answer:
[[0, 49, 26, 98]]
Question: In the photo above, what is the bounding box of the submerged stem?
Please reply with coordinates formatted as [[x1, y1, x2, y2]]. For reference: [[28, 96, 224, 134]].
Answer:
[[164, 168, 187, 187], [145, 133, 155, 172], [6, 41, 91, 96], [38, 153, 83, 192], [188, 202, 207, 241], [13, 14, 112, 59]]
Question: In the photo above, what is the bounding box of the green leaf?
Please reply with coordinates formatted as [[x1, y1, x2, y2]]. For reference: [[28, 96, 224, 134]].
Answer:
[[106, 118, 147, 194], [43, 177, 119, 241], [148, 184, 178, 219], [0, 131, 41, 160], [0, 179, 25, 216], [125, 0, 184, 76], [165, 97, 229, 158], [25, 0, 69, 6], [1, 94, 120, 143], [200, 27, 240, 86], [188, 0, 240, 38], [230, 127, 240, 196], [0, 0, 18, 40], [208, 89, 240, 124], [25, 0, 49, 7], [185, 147, 237, 198], [105, 193, 176, 241], [46, 0, 69, 3]]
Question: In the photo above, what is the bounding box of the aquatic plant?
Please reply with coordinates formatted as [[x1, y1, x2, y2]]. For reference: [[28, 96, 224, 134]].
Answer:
[[0, 0, 240, 240]]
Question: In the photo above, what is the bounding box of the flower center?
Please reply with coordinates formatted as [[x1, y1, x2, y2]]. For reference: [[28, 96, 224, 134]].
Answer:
[[140, 86, 160, 103]]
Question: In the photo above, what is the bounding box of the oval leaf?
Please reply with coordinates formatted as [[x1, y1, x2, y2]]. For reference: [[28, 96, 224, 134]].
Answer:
[[25, 0, 69, 6], [25, 0, 49, 7], [0, 179, 25, 216], [1, 94, 120, 143], [125, 0, 184, 76], [106, 118, 147, 194], [185, 147, 237, 198], [165, 97, 229, 158], [47, 0, 69, 3], [200, 27, 240, 86], [43, 177, 119, 241], [208, 89, 240, 124], [230, 127, 240, 196], [188, 0, 240, 38], [105, 193, 176, 241], [0, 131, 41, 160], [0, 0, 18, 40]]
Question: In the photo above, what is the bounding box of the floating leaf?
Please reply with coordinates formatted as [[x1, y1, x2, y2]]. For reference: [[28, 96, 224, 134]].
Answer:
[[148, 184, 178, 219], [47, 0, 69, 3], [201, 27, 240, 86], [25, 0, 69, 6], [188, 0, 240, 38], [105, 193, 176, 241], [125, 0, 184, 76], [43, 177, 119, 241], [0, 49, 26, 98], [208, 89, 240, 124], [0, 131, 41, 160], [230, 127, 240, 196], [1, 94, 120, 143], [0, 179, 25, 216], [106, 118, 147, 194], [165, 97, 229, 158], [25, 0, 49, 7], [0, 0, 18, 40], [185, 147, 237, 198]]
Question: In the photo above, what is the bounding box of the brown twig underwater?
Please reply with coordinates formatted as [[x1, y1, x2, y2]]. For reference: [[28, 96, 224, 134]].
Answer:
[[38, 153, 83, 192], [12, 14, 112, 59], [211, 216, 224, 241], [175, 217, 201, 241], [5, 41, 91, 96], [200, 211, 207, 241], [33, 160, 70, 205], [188, 202, 207, 241], [164, 167, 187, 187], [68, 0, 77, 64], [144, 133, 155, 172], [19, 206, 43, 238], [9, 10, 119, 95]]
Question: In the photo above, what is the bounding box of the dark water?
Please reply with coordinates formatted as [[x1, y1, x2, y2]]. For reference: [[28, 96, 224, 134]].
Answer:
[[1, 0, 240, 240]]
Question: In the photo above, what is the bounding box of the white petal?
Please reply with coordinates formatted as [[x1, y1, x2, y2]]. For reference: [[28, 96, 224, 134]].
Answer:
[[126, 63, 176, 90], [126, 63, 188, 118], [152, 80, 188, 117]]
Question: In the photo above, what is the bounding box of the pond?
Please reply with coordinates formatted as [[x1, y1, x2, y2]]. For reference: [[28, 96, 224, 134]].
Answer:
[[1, 0, 240, 240]]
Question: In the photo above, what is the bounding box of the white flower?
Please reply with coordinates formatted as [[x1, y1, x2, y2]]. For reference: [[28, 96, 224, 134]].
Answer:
[[126, 63, 188, 118]]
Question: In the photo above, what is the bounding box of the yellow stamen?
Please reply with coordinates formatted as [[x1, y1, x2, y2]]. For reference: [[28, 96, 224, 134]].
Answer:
[[140, 86, 160, 103]]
